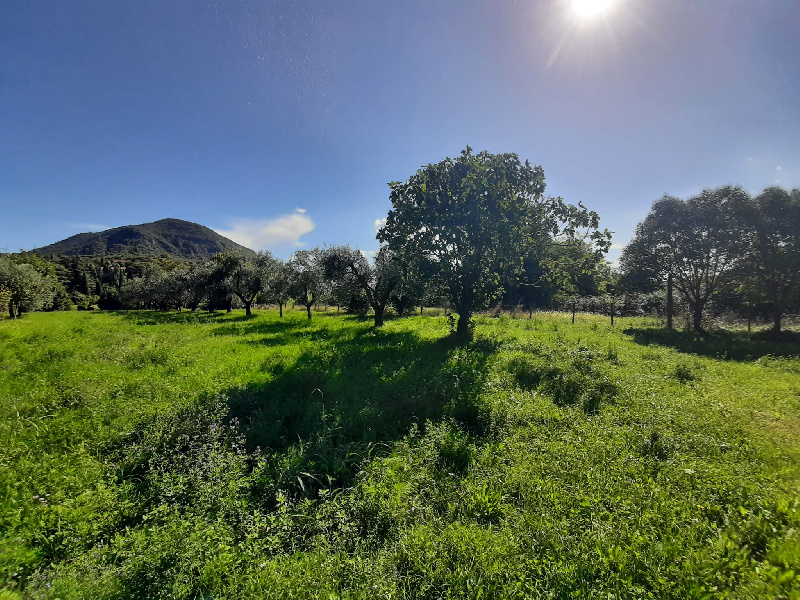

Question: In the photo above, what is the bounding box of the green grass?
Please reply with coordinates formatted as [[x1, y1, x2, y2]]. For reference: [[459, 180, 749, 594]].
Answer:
[[1, 309, 799, 599]]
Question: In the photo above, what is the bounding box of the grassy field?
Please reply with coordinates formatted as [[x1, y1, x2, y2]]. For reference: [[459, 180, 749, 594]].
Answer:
[[1, 309, 799, 599]]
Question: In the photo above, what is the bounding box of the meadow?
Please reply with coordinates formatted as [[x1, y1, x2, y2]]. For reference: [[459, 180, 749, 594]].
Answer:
[[1, 309, 799, 599]]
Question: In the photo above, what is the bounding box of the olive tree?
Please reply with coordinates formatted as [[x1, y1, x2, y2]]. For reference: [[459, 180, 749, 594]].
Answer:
[[287, 248, 327, 319], [323, 245, 401, 327], [264, 260, 293, 317], [221, 251, 278, 317]]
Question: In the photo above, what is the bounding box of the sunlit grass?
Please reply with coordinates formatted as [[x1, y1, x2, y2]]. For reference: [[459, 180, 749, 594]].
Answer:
[[1, 309, 798, 598]]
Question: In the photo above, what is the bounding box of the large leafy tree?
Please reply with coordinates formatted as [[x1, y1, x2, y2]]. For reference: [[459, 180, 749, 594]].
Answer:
[[323, 245, 401, 327], [740, 187, 800, 332], [621, 186, 748, 331], [378, 147, 610, 336]]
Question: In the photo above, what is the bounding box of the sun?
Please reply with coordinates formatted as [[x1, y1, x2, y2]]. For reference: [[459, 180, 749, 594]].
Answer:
[[571, 0, 616, 17]]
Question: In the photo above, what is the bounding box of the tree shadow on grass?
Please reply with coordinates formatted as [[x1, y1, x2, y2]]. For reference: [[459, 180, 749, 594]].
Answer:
[[623, 327, 800, 361], [113, 310, 254, 326], [229, 329, 498, 447], [227, 327, 501, 497], [211, 315, 323, 338], [88, 327, 500, 600]]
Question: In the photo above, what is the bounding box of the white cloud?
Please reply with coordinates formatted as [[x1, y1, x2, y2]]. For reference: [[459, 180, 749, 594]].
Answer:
[[215, 210, 315, 251], [294, 207, 307, 213], [374, 217, 387, 233], [776, 166, 783, 171], [609, 243, 624, 250]]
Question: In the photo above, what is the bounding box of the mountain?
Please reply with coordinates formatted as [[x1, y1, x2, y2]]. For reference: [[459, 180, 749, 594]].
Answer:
[[31, 219, 255, 259]]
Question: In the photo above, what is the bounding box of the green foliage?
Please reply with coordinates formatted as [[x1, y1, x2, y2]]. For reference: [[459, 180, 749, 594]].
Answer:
[[737, 187, 800, 332], [621, 186, 753, 331], [323, 245, 401, 327], [1, 311, 799, 598], [214, 250, 278, 316], [287, 249, 328, 319], [0, 256, 58, 317], [379, 147, 611, 336], [0, 287, 11, 314]]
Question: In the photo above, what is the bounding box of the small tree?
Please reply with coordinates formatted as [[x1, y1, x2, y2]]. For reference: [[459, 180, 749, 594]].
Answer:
[[264, 260, 292, 317], [183, 262, 213, 312], [323, 245, 401, 327], [0, 257, 56, 318], [222, 251, 277, 317], [210, 251, 242, 313], [288, 249, 327, 319]]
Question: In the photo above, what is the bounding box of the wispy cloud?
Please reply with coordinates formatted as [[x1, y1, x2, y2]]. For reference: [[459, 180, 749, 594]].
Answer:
[[609, 243, 624, 250], [215, 210, 315, 251], [776, 166, 783, 171], [374, 217, 387, 234]]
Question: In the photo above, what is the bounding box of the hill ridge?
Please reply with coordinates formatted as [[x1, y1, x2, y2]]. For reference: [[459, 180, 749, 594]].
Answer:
[[31, 218, 255, 259]]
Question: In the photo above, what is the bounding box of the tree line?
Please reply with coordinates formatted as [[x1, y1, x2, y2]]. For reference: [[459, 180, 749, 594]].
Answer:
[[2, 148, 798, 333], [620, 186, 800, 332]]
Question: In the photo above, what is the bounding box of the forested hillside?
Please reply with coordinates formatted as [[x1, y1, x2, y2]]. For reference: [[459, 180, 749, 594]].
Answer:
[[31, 219, 254, 259]]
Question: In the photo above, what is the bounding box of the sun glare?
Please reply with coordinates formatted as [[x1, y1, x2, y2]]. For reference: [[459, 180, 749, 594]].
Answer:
[[571, 0, 615, 17]]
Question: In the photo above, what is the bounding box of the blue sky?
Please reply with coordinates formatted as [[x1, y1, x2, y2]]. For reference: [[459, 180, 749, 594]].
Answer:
[[2, 0, 798, 261]]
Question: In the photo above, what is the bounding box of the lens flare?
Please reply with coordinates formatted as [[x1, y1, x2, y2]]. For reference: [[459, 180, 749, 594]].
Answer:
[[571, 0, 615, 17]]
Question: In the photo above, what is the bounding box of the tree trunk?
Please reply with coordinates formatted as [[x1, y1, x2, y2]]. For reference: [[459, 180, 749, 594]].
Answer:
[[306, 304, 312, 319], [773, 306, 782, 333], [226, 297, 233, 313], [279, 303, 283, 318], [692, 304, 703, 332], [244, 301, 252, 317], [420, 304, 424, 316], [373, 305, 385, 327], [456, 310, 472, 338], [666, 272, 673, 330], [572, 305, 576, 324]]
